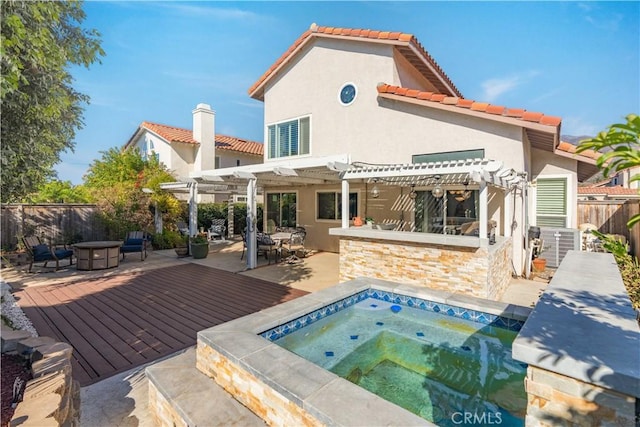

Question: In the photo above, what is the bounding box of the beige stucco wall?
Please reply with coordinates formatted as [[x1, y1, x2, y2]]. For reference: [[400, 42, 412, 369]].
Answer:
[[259, 36, 580, 275], [218, 152, 261, 169], [263, 38, 527, 173]]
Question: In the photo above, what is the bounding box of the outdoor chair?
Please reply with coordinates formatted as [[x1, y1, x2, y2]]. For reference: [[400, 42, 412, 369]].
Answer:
[[22, 236, 74, 272], [120, 231, 147, 261], [208, 219, 226, 241], [282, 229, 306, 263], [240, 229, 277, 264], [177, 222, 189, 236]]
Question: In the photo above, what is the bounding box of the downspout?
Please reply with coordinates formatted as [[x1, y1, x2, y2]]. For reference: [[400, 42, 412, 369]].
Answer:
[[521, 172, 530, 278]]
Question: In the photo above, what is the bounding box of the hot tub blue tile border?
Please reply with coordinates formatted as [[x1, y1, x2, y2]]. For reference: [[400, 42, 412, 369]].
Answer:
[[260, 288, 525, 341]]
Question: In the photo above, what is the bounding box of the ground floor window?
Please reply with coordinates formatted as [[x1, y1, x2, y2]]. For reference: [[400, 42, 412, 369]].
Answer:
[[536, 177, 567, 227], [266, 192, 297, 227], [317, 191, 358, 220], [415, 190, 478, 234]]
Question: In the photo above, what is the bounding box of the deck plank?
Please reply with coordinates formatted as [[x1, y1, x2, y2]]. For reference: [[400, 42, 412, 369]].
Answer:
[[13, 263, 308, 386]]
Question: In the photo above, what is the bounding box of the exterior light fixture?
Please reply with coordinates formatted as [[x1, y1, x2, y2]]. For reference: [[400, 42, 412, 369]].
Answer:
[[431, 175, 444, 198], [371, 183, 380, 198], [409, 184, 417, 199]]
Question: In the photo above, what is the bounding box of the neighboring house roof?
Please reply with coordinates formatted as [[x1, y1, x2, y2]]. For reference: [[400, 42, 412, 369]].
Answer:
[[578, 186, 639, 198], [249, 23, 462, 101], [127, 122, 263, 156]]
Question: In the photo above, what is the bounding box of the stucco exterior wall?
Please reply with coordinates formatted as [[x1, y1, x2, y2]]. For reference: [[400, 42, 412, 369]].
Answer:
[[262, 38, 527, 173], [218, 152, 262, 169]]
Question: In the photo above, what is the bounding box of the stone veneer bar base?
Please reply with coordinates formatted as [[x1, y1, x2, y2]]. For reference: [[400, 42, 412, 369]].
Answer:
[[336, 235, 512, 300]]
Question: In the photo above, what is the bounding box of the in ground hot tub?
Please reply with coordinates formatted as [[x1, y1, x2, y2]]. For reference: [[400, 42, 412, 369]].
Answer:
[[196, 278, 530, 426]]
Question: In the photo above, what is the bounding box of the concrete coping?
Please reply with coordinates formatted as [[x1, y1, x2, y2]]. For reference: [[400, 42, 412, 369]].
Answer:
[[198, 278, 530, 426], [513, 250, 640, 398], [329, 227, 509, 251]]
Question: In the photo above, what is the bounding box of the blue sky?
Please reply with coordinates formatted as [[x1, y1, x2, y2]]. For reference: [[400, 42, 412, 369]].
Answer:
[[61, 1, 640, 184]]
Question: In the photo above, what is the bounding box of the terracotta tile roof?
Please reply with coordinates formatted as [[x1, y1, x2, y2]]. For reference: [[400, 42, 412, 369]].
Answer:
[[141, 122, 263, 156], [578, 186, 639, 196], [249, 24, 462, 100], [555, 141, 600, 160], [376, 83, 562, 128]]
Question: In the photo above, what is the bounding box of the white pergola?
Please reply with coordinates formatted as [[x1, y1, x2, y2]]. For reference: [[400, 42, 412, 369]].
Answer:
[[162, 155, 524, 269], [336, 158, 524, 239], [189, 154, 350, 269]]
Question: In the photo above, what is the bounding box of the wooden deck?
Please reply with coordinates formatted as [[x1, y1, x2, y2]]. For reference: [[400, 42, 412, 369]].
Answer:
[[14, 263, 308, 386]]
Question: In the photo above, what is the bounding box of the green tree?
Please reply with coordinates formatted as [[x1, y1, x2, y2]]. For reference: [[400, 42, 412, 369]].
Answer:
[[577, 114, 640, 228], [25, 180, 92, 203], [1, 0, 104, 202], [84, 148, 180, 238]]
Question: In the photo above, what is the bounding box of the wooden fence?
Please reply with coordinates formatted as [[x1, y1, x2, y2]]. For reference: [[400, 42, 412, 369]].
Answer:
[[577, 199, 640, 257], [1, 204, 108, 250]]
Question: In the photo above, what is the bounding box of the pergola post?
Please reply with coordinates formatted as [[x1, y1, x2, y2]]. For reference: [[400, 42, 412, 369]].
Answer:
[[189, 182, 198, 237], [227, 195, 234, 238], [341, 179, 349, 228], [479, 180, 488, 239], [504, 189, 512, 237], [246, 178, 257, 269]]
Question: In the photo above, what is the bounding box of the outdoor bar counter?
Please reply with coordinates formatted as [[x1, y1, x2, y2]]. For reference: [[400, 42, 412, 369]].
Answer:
[[329, 226, 512, 300]]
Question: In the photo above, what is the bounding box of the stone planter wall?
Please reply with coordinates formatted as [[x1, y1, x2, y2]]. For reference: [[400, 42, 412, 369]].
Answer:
[[2, 332, 80, 427], [513, 251, 639, 426]]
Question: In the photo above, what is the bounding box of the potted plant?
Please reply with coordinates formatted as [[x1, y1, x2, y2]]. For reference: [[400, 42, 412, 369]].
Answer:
[[174, 235, 189, 257], [190, 234, 209, 259], [531, 242, 547, 272], [365, 217, 374, 226]]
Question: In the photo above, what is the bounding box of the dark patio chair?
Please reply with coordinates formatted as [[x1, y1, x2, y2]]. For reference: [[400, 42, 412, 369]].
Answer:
[[120, 231, 147, 261], [21, 236, 74, 272], [240, 229, 277, 264]]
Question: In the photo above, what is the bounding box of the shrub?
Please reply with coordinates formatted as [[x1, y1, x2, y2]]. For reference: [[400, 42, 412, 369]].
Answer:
[[594, 231, 640, 310], [151, 230, 185, 249]]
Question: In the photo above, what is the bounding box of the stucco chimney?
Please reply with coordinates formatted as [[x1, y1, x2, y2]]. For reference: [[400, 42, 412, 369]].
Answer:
[[193, 103, 215, 171]]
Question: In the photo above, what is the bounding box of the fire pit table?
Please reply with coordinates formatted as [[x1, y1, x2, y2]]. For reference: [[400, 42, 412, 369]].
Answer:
[[74, 241, 123, 271]]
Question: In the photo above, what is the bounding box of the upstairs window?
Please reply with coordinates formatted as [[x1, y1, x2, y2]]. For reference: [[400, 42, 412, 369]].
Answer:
[[267, 116, 310, 159]]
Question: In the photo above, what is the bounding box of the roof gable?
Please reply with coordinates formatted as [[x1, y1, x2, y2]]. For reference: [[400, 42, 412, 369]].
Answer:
[[248, 24, 462, 101], [127, 122, 263, 156]]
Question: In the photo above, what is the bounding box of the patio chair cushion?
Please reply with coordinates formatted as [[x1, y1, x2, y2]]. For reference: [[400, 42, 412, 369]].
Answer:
[[53, 248, 74, 260], [33, 244, 51, 259], [125, 238, 144, 246], [121, 244, 143, 253]]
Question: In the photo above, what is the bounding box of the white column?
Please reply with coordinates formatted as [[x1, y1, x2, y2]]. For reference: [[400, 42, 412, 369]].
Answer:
[[504, 189, 512, 237], [154, 202, 163, 234], [246, 178, 257, 269], [341, 179, 349, 228], [189, 182, 198, 237], [479, 181, 488, 239]]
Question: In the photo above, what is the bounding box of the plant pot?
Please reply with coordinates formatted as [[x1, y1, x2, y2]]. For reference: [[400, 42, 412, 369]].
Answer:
[[190, 243, 209, 259], [353, 217, 363, 227], [175, 247, 189, 258], [532, 257, 547, 272]]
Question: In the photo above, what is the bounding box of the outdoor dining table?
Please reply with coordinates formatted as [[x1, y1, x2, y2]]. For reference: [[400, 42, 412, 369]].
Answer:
[[266, 232, 292, 264]]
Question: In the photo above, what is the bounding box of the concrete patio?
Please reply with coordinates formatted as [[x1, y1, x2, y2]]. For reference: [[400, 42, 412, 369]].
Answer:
[[1, 238, 549, 426]]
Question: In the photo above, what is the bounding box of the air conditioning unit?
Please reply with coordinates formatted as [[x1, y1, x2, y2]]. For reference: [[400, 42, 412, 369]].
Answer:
[[538, 227, 581, 268]]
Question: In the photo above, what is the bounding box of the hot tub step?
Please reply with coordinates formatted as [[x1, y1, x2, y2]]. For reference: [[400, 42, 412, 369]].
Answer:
[[146, 348, 265, 427]]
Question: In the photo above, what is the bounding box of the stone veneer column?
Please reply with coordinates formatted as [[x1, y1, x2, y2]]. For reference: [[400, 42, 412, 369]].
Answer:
[[524, 366, 637, 426]]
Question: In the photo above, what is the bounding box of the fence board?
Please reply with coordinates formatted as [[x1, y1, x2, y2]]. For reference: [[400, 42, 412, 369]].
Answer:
[[1, 204, 107, 250], [577, 200, 640, 257]]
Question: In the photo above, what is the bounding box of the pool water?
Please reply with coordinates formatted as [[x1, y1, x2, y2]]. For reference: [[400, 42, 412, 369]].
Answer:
[[273, 298, 526, 426]]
